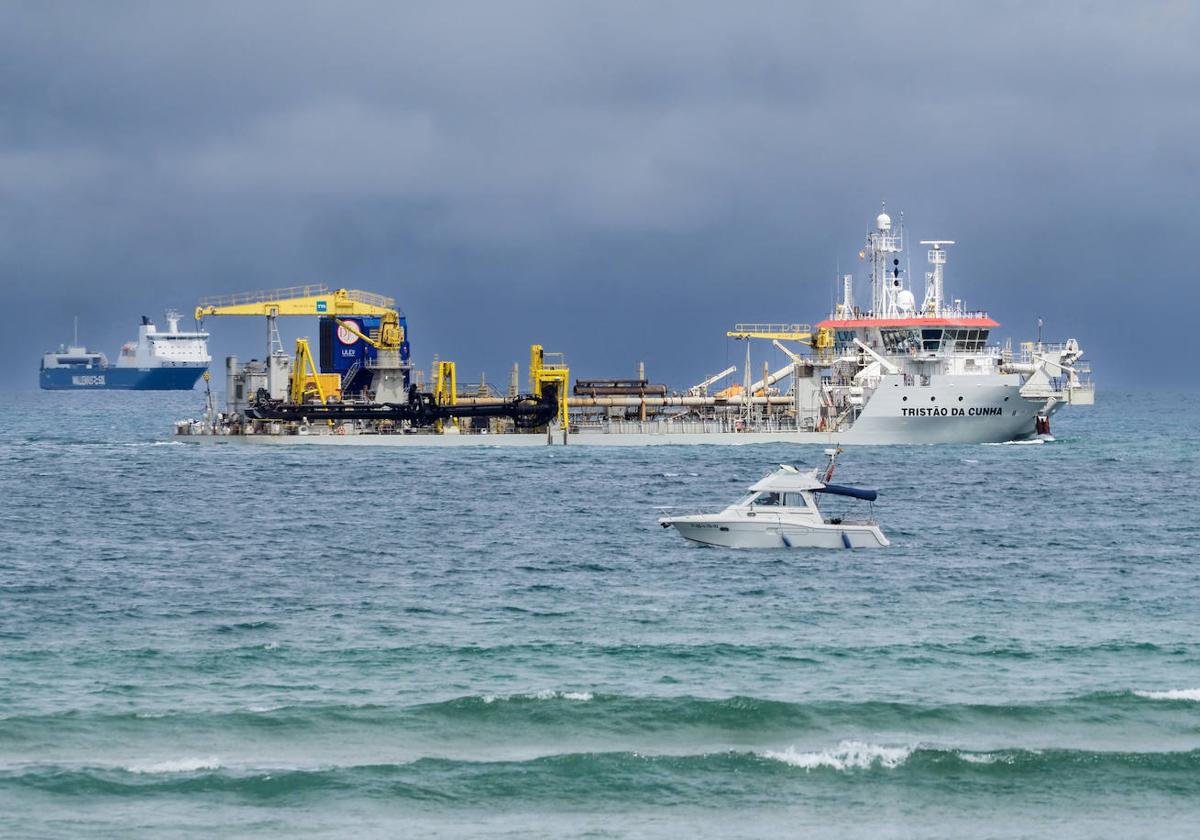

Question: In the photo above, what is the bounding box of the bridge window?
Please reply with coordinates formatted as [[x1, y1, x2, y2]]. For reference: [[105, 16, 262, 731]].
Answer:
[[881, 328, 920, 353], [936, 328, 990, 352], [921, 329, 943, 351]]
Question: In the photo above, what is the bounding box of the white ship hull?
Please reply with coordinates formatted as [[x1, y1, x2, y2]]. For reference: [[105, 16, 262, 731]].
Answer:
[[177, 380, 1063, 447]]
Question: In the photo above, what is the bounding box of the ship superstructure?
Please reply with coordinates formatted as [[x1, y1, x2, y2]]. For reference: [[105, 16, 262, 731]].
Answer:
[[40, 311, 211, 390], [781, 209, 1094, 442], [175, 208, 1093, 446]]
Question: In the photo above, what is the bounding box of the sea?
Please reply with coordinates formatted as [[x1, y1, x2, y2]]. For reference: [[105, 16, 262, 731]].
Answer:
[[1, 389, 1197, 838]]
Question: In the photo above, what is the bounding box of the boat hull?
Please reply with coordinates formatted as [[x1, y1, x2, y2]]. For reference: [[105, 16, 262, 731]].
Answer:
[[40, 365, 207, 391], [663, 518, 889, 549]]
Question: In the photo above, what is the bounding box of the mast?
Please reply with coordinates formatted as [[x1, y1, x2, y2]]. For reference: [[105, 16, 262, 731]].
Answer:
[[919, 240, 955, 316], [867, 205, 905, 317], [837, 274, 855, 319]]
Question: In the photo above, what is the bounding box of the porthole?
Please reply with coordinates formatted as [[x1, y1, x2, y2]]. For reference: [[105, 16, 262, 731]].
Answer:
[[930, 396, 936, 402], [958, 396, 964, 402], [1004, 396, 1009, 402], [902, 396, 908, 401]]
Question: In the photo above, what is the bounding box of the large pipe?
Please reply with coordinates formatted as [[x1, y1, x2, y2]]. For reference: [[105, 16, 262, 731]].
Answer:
[[748, 363, 798, 395], [446, 395, 796, 408], [568, 395, 795, 407]]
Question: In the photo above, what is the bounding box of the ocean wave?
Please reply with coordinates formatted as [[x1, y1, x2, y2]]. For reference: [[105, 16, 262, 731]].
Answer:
[[761, 741, 913, 770], [1133, 688, 1200, 701], [4, 689, 1198, 742], [125, 756, 222, 774], [3, 747, 1199, 804], [482, 690, 595, 704]]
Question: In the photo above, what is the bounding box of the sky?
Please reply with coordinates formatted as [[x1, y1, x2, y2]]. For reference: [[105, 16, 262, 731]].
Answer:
[[2, 1, 1196, 391]]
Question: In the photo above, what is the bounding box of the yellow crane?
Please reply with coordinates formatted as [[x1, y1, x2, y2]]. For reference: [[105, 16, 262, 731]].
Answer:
[[726, 322, 834, 355], [195, 285, 406, 399], [726, 323, 813, 342], [195, 285, 404, 348]]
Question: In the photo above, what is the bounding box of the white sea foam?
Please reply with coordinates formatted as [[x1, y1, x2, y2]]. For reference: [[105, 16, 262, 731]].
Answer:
[[126, 756, 221, 773], [530, 689, 593, 701], [761, 741, 913, 771], [481, 690, 593, 703], [1134, 688, 1200, 701]]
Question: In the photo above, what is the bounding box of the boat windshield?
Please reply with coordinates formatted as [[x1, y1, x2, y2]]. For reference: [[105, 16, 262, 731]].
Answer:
[[745, 491, 812, 508]]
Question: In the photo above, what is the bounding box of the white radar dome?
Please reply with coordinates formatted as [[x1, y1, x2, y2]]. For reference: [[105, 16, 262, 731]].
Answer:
[[876, 212, 892, 231], [896, 289, 916, 312]]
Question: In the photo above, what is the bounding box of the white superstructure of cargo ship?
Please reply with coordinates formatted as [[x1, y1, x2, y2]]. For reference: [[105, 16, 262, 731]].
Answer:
[[176, 209, 1092, 447], [41, 311, 210, 390]]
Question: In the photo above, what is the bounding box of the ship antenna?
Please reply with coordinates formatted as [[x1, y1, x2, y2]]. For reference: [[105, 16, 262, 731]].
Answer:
[[73, 315, 78, 347]]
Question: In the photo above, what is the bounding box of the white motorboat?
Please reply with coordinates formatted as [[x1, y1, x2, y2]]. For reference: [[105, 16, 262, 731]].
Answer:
[[658, 449, 889, 549]]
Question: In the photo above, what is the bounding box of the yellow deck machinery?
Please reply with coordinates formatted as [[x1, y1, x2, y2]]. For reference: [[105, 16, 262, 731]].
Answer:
[[529, 345, 570, 430], [198, 285, 565, 432], [196, 285, 407, 401]]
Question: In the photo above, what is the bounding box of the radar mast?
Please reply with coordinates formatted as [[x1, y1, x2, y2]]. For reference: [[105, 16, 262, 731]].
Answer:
[[919, 240, 955, 316], [868, 204, 905, 317]]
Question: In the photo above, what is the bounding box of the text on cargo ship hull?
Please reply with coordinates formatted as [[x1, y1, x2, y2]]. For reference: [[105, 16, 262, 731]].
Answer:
[[900, 406, 1004, 417]]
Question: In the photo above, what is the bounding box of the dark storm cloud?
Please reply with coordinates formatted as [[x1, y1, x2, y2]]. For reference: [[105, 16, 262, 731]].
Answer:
[[1, 1, 1196, 389]]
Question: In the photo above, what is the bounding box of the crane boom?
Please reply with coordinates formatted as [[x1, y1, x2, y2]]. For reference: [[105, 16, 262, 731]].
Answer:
[[195, 284, 405, 351], [194, 285, 397, 321], [726, 322, 813, 342], [689, 365, 737, 396]]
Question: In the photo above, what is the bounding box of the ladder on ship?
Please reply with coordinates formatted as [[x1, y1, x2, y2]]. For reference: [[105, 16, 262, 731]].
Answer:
[[341, 359, 362, 394]]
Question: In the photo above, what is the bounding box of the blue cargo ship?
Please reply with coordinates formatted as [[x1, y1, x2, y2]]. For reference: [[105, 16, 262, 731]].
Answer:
[[40, 312, 210, 390]]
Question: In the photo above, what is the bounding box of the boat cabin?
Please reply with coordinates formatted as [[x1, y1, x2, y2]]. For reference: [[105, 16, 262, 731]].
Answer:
[[730, 464, 878, 523]]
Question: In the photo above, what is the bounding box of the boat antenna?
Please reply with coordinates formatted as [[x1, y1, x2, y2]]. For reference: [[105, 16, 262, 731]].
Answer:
[[73, 315, 78, 347], [822, 445, 842, 482]]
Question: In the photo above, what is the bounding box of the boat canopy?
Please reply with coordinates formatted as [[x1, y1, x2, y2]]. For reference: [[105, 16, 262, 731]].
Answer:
[[749, 469, 824, 493], [814, 484, 878, 502]]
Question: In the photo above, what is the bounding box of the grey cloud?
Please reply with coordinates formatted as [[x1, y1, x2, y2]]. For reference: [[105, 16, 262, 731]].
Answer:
[[1, 1, 1197, 390]]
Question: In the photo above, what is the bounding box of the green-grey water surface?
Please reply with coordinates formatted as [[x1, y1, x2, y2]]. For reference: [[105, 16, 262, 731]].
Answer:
[[1, 391, 1198, 838]]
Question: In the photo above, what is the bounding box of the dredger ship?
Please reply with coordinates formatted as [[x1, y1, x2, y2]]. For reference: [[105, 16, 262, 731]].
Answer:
[[174, 209, 1093, 447]]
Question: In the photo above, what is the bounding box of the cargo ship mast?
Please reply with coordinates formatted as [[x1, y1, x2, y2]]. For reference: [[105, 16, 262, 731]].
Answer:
[[867, 207, 907, 318]]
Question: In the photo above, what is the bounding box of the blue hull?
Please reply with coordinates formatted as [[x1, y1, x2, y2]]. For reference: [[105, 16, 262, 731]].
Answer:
[[39, 366, 206, 391]]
